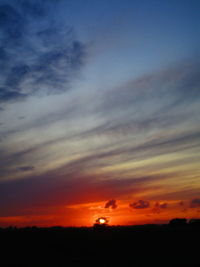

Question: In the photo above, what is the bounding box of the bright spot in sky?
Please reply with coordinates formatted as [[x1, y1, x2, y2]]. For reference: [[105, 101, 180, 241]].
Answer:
[[95, 217, 109, 225], [99, 218, 106, 224]]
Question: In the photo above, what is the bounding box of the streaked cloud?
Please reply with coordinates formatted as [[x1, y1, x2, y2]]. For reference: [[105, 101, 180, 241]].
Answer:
[[0, 1, 85, 104], [16, 166, 35, 172]]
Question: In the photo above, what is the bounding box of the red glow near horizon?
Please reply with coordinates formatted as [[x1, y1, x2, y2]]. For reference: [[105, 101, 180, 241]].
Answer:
[[0, 198, 199, 228], [95, 217, 109, 225]]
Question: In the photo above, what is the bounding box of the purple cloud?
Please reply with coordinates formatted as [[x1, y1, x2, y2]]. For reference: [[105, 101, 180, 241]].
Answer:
[[190, 198, 200, 208], [105, 199, 117, 209], [130, 200, 150, 209], [152, 202, 168, 213]]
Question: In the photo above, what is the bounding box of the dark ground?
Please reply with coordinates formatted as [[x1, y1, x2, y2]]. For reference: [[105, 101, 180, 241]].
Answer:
[[1, 223, 200, 266]]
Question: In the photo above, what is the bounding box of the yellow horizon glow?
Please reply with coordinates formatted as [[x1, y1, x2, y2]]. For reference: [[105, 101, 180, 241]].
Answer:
[[99, 218, 106, 224]]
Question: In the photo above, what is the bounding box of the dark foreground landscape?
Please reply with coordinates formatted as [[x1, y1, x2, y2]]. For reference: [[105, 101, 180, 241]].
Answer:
[[1, 220, 200, 267]]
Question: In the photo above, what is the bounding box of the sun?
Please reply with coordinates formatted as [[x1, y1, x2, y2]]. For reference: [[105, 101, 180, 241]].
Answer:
[[99, 218, 106, 224], [95, 217, 109, 226]]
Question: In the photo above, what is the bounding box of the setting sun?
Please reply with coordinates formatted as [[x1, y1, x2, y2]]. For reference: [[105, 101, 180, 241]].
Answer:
[[99, 218, 106, 224], [95, 217, 109, 226]]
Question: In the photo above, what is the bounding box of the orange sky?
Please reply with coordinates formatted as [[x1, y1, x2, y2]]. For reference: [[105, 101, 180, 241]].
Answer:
[[0, 197, 199, 227]]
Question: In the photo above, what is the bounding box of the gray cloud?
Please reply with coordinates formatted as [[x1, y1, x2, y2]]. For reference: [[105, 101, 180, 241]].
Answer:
[[152, 202, 168, 213], [1, 56, 200, 184], [190, 198, 200, 208], [16, 166, 35, 172], [1, 128, 200, 184], [102, 62, 200, 113], [0, 1, 85, 103], [105, 199, 117, 209], [129, 200, 150, 209], [0, 88, 27, 102], [97, 62, 200, 147]]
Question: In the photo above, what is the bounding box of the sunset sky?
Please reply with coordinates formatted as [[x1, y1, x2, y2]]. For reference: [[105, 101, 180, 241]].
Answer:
[[0, 0, 200, 227]]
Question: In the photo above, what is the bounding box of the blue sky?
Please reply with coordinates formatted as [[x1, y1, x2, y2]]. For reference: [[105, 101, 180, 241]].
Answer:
[[0, 0, 200, 226]]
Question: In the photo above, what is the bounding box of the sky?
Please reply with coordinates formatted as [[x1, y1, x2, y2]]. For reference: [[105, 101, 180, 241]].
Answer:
[[0, 0, 200, 227]]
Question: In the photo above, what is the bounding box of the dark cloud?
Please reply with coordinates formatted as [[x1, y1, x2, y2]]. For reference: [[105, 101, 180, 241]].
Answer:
[[152, 202, 168, 213], [129, 200, 150, 209], [17, 166, 35, 172], [17, 0, 46, 17], [190, 198, 200, 208], [0, 1, 85, 103], [159, 203, 168, 209], [105, 199, 117, 209], [0, 88, 27, 102]]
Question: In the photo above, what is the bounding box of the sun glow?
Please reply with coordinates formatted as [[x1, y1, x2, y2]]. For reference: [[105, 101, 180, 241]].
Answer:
[[99, 218, 106, 224], [95, 217, 109, 225]]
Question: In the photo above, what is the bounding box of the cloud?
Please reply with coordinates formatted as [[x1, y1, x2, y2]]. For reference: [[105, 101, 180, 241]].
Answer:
[[159, 203, 168, 209], [16, 166, 35, 172], [129, 200, 150, 209], [101, 61, 200, 113], [190, 198, 200, 208], [0, 1, 85, 104], [152, 202, 168, 213], [97, 62, 200, 146], [0, 168, 168, 217], [0, 88, 27, 102], [105, 199, 117, 209]]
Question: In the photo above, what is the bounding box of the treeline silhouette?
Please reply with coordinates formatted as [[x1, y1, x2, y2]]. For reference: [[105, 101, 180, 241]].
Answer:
[[1, 219, 200, 266]]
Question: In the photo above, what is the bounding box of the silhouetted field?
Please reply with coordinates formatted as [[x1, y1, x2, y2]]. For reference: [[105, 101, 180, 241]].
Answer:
[[1, 223, 200, 266]]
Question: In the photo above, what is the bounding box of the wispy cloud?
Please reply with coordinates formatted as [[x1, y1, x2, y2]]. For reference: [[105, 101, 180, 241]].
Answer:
[[16, 166, 35, 172], [0, 0, 85, 104]]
